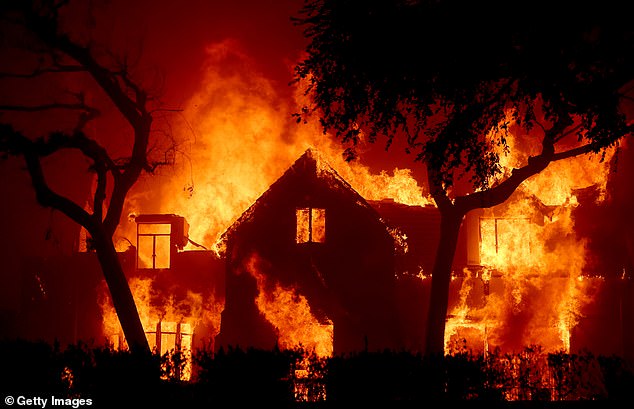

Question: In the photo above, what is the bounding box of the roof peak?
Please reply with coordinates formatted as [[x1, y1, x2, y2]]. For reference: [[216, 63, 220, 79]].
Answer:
[[300, 146, 319, 159]]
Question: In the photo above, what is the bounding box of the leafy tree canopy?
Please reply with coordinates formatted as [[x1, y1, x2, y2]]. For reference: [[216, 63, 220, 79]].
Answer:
[[294, 0, 634, 193]]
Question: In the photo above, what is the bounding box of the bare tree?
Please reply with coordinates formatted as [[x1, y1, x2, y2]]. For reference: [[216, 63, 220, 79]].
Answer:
[[0, 1, 176, 355]]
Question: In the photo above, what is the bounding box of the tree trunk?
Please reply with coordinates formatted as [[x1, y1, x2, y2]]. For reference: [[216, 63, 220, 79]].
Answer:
[[424, 208, 465, 358], [92, 227, 150, 355]]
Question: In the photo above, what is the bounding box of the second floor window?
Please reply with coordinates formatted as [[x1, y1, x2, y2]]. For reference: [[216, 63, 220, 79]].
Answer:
[[479, 217, 531, 267], [296, 208, 326, 244], [137, 222, 171, 269]]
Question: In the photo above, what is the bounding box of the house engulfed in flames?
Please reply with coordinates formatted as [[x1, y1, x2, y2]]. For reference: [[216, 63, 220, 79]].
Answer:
[[11, 148, 634, 379], [215, 148, 403, 355]]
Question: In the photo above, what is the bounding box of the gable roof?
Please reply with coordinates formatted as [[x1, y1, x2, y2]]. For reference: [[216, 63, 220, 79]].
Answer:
[[215, 148, 387, 256]]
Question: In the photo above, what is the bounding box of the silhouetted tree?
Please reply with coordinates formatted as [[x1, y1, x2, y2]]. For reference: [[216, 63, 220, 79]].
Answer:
[[293, 0, 634, 359], [0, 1, 177, 355]]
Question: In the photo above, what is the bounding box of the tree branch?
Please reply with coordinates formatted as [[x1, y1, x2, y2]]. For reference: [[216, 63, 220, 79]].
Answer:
[[0, 124, 95, 229], [0, 64, 86, 79], [1, 122, 120, 225], [553, 122, 583, 144], [25, 149, 94, 228], [103, 175, 129, 236], [19, 5, 156, 236], [551, 143, 596, 162], [149, 108, 184, 114], [92, 161, 107, 223], [28, 130, 120, 176], [114, 69, 148, 108], [7, 3, 161, 239], [20, 7, 145, 126], [0, 102, 99, 115], [426, 165, 452, 211], [456, 116, 574, 213]]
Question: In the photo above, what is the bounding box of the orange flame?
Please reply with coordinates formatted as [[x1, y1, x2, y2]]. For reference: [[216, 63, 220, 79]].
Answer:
[[245, 252, 333, 358], [114, 40, 431, 253], [99, 276, 223, 380], [446, 129, 613, 355], [107, 40, 617, 362]]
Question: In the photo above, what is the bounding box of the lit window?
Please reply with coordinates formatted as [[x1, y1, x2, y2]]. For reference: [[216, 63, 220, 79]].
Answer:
[[296, 208, 326, 243], [479, 217, 531, 266], [106, 321, 193, 381], [137, 223, 171, 269], [147, 321, 193, 381]]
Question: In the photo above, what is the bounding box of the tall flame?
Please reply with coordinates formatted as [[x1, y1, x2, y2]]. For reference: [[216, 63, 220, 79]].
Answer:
[[445, 130, 614, 354], [245, 252, 333, 358], [99, 276, 223, 380], [114, 40, 431, 252], [107, 39, 619, 362]]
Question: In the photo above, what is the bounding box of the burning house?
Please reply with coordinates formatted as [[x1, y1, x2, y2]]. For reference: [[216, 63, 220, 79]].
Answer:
[[6, 146, 634, 377], [102, 214, 224, 359], [215, 148, 404, 355], [14, 214, 225, 380], [208, 147, 634, 359]]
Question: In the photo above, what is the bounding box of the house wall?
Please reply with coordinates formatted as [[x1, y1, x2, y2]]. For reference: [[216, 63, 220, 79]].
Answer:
[[216, 159, 402, 355], [11, 248, 224, 352]]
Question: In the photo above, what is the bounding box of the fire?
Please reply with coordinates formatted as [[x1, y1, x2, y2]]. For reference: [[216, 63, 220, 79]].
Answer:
[[245, 252, 333, 358], [104, 38, 619, 365], [444, 268, 487, 355], [99, 277, 223, 381], [445, 130, 614, 355], [102, 40, 433, 388], [114, 40, 431, 254]]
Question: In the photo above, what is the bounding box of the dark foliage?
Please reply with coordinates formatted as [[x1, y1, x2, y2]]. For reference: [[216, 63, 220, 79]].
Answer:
[[293, 0, 634, 191], [1, 339, 633, 407], [192, 344, 300, 404], [291, 0, 634, 361], [0, 339, 163, 407]]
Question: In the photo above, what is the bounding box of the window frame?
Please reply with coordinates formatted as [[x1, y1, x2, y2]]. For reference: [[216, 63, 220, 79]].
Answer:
[[136, 222, 172, 270], [296, 207, 326, 244]]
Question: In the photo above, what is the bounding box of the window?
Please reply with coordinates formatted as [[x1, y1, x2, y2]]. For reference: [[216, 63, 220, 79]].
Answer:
[[137, 223, 172, 269], [296, 208, 326, 243], [479, 217, 531, 266], [105, 321, 193, 381], [146, 321, 193, 381]]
